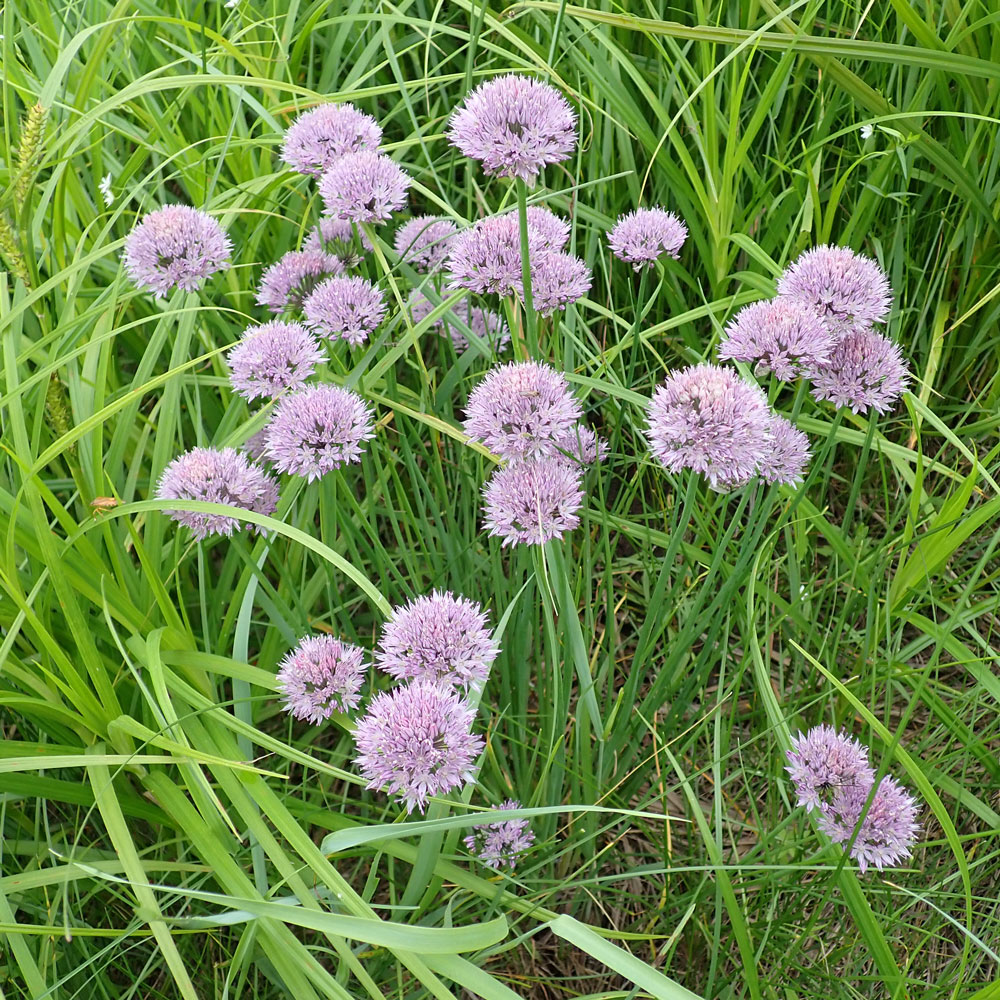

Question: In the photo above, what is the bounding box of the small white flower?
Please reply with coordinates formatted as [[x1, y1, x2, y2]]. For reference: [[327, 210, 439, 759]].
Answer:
[[225, 0, 239, 7], [99, 173, 114, 206], [860, 124, 874, 140]]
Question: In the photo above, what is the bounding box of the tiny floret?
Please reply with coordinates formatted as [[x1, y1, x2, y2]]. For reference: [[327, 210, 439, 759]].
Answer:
[[264, 384, 375, 480], [757, 414, 811, 486], [530, 251, 591, 314], [394, 216, 458, 272], [256, 249, 344, 312], [303, 275, 386, 346], [464, 799, 536, 869], [319, 150, 411, 224], [226, 321, 323, 401], [809, 329, 909, 414], [376, 590, 499, 689], [785, 726, 875, 813], [277, 635, 366, 723], [448, 74, 577, 185], [156, 447, 278, 539], [482, 457, 584, 546], [280, 103, 382, 177], [608, 207, 687, 270], [124, 205, 231, 297], [353, 681, 484, 813]]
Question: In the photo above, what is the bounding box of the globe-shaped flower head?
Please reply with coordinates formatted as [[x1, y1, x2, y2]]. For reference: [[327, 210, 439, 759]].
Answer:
[[607, 207, 687, 270], [464, 800, 536, 870], [319, 150, 411, 224], [482, 457, 584, 547], [394, 216, 458, 273], [156, 447, 279, 539], [353, 681, 485, 813], [257, 249, 344, 312], [785, 726, 875, 813], [303, 216, 373, 257], [777, 244, 891, 338], [446, 214, 548, 297], [226, 321, 323, 401], [448, 74, 577, 186], [809, 328, 909, 414], [376, 590, 499, 690], [757, 414, 811, 486], [464, 361, 582, 461], [646, 363, 771, 492], [280, 102, 382, 177], [530, 251, 591, 314], [264, 384, 375, 481], [277, 635, 366, 723], [124, 205, 231, 297], [303, 276, 386, 346]]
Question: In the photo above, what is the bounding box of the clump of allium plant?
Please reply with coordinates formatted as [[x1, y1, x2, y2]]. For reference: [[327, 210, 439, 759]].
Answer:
[[257, 248, 344, 312], [303, 216, 373, 257], [607, 207, 687, 270], [226, 321, 323, 401], [124, 205, 231, 296], [277, 635, 367, 722], [319, 150, 411, 224], [303, 275, 386, 345], [156, 447, 279, 539], [280, 102, 382, 177], [757, 414, 811, 485], [482, 457, 584, 546], [464, 800, 536, 869]]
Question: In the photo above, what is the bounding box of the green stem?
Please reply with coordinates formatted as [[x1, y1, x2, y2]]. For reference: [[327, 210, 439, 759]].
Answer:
[[516, 178, 539, 357]]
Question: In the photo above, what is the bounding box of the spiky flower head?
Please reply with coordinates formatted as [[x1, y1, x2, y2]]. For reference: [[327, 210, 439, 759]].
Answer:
[[303, 216, 373, 257], [226, 321, 323, 401], [264, 384, 375, 481], [241, 427, 270, 463], [464, 799, 536, 869], [607, 207, 687, 270], [718, 299, 834, 381], [521, 206, 571, 250], [446, 214, 547, 297], [376, 590, 499, 690], [449, 306, 510, 354], [394, 216, 458, 272], [124, 205, 231, 297], [482, 457, 584, 546], [530, 251, 591, 314], [646, 363, 771, 492], [303, 275, 386, 346], [353, 681, 484, 813], [555, 424, 606, 465], [809, 329, 909, 414], [276, 635, 366, 723], [464, 361, 582, 461], [785, 725, 875, 814], [777, 244, 891, 338], [757, 414, 811, 486], [447, 74, 577, 186], [319, 150, 411, 224], [156, 447, 279, 539], [280, 102, 382, 177], [816, 775, 920, 874], [256, 249, 344, 313]]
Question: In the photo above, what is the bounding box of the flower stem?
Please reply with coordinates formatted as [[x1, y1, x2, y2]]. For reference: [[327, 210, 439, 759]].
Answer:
[[516, 177, 539, 357]]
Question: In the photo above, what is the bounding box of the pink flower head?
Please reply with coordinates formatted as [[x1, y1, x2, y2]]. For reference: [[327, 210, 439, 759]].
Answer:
[[757, 414, 811, 486], [446, 213, 548, 297], [280, 103, 382, 177], [530, 250, 591, 314], [464, 799, 536, 869], [226, 320, 323, 401], [785, 726, 875, 813], [607, 207, 687, 270], [449, 306, 510, 354], [319, 150, 411, 224], [394, 216, 458, 272], [256, 249, 344, 312], [277, 635, 366, 722], [809, 328, 909, 414], [303, 275, 386, 346], [554, 424, 606, 465], [482, 457, 584, 546], [303, 216, 373, 256]]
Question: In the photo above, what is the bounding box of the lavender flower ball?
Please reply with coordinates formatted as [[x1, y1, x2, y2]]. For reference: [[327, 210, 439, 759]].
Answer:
[[555, 424, 606, 465], [757, 414, 811, 486], [303, 275, 386, 346], [464, 799, 536, 869], [226, 321, 323, 401], [264, 384, 375, 481], [522, 206, 571, 250], [809, 329, 910, 414], [319, 150, 411, 224], [156, 447, 279, 539], [718, 299, 834, 381], [448, 74, 577, 186], [376, 590, 499, 690], [530, 251, 591, 314], [353, 681, 484, 813], [394, 216, 458, 272], [607, 207, 687, 270], [464, 361, 583, 461], [785, 725, 875, 813], [446, 214, 547, 297], [777, 244, 892, 338], [646, 363, 771, 492], [449, 306, 510, 354], [124, 205, 231, 297], [241, 427, 271, 463], [280, 102, 382, 177], [257, 249, 344, 313], [482, 457, 584, 547], [303, 216, 373, 256], [276, 635, 366, 723]]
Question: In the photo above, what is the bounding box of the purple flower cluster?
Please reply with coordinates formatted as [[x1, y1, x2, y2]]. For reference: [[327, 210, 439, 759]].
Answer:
[[449, 305, 509, 354], [394, 216, 458, 272], [607, 207, 687, 270], [530, 251, 592, 315], [319, 150, 411, 225], [303, 216, 373, 257], [281, 103, 382, 177], [257, 249, 344, 312], [277, 635, 366, 722], [303, 275, 386, 345], [482, 457, 584, 547], [809, 328, 910, 414], [464, 799, 536, 869], [786, 726, 919, 873], [226, 321, 323, 401]]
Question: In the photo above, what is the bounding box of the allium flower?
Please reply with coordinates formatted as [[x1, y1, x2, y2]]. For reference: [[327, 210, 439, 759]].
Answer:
[[241, 427, 270, 462], [449, 306, 509, 353], [394, 216, 458, 272], [718, 299, 834, 381], [156, 447, 279, 539], [607, 207, 687, 270], [303, 276, 386, 346], [265, 384, 375, 480], [226, 321, 323, 401], [353, 681, 484, 813], [256, 249, 344, 312], [513, 206, 570, 250], [785, 726, 875, 814], [303, 216, 372, 255], [319, 151, 411, 224], [464, 361, 582, 461], [646, 364, 771, 492], [530, 251, 591, 314], [124, 205, 231, 297], [482, 457, 584, 546], [280, 103, 382, 177], [777, 245, 892, 338], [757, 414, 811, 486], [376, 590, 499, 689], [555, 424, 606, 465], [809, 329, 910, 414], [817, 775, 920, 874], [464, 799, 536, 869], [448, 74, 577, 185], [446, 214, 547, 297], [276, 635, 366, 723]]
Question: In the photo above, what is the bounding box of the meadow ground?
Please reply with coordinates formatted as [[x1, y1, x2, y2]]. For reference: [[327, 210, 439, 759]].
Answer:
[[1, 2, 1000, 998]]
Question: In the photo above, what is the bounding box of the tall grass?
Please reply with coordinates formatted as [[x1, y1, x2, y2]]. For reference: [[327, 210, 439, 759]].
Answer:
[[1, 1, 999, 997]]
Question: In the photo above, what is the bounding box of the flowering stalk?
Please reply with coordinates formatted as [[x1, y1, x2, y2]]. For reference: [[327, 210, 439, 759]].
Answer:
[[625, 265, 650, 391], [516, 178, 539, 358]]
